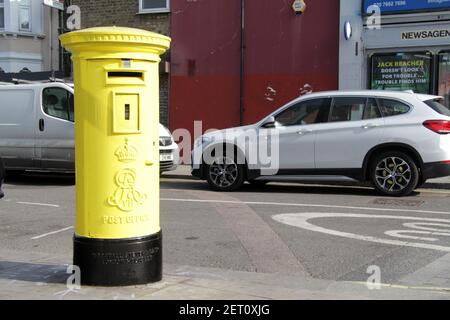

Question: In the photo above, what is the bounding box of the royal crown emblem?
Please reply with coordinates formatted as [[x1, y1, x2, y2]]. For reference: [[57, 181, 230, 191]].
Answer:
[[114, 139, 138, 163]]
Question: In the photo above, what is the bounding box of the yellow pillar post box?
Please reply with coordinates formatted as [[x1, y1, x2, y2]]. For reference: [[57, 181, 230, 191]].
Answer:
[[60, 27, 170, 286]]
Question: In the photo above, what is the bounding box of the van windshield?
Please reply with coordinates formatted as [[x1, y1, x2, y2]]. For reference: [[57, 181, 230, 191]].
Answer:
[[424, 99, 450, 117]]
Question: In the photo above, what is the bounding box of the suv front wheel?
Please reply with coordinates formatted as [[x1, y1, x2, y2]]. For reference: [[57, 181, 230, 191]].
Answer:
[[371, 151, 419, 197], [206, 155, 245, 192]]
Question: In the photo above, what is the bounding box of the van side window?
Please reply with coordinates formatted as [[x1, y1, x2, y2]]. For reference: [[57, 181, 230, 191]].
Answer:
[[378, 99, 410, 117], [42, 87, 74, 122]]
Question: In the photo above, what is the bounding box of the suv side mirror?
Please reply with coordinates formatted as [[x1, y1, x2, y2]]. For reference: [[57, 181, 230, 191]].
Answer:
[[261, 116, 276, 129]]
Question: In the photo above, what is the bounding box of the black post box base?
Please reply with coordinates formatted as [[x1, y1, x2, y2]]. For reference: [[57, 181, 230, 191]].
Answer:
[[73, 231, 162, 286]]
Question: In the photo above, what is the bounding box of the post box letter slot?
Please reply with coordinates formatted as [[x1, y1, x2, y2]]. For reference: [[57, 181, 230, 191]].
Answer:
[[125, 104, 130, 120], [108, 71, 144, 80]]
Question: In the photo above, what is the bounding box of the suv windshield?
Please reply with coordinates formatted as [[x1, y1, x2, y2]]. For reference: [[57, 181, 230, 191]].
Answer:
[[424, 99, 450, 117]]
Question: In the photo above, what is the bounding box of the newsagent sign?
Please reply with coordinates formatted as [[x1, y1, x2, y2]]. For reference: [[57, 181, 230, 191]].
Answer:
[[401, 29, 450, 40], [370, 53, 432, 94], [363, 0, 450, 15]]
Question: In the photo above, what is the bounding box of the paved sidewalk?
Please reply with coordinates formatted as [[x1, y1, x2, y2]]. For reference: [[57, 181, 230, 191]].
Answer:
[[162, 165, 450, 190], [0, 249, 449, 300]]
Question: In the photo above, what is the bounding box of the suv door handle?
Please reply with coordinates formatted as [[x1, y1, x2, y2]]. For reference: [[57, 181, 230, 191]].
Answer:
[[297, 129, 313, 135], [39, 119, 45, 132], [362, 124, 378, 129]]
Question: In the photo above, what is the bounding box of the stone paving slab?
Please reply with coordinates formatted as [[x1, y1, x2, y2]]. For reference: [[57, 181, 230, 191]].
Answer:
[[399, 253, 450, 289], [1, 253, 450, 300]]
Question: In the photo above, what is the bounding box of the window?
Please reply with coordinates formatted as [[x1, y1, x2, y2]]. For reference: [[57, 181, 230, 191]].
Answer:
[[330, 97, 382, 123], [139, 0, 170, 13], [365, 98, 382, 120], [424, 99, 450, 117], [0, 0, 4, 29], [275, 98, 331, 127], [438, 52, 450, 107], [18, 0, 30, 32], [43, 88, 74, 122], [370, 52, 432, 94], [378, 99, 410, 117], [330, 97, 367, 122]]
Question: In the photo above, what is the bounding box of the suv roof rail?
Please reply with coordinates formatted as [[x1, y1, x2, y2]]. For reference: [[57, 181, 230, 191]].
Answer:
[[403, 90, 415, 94]]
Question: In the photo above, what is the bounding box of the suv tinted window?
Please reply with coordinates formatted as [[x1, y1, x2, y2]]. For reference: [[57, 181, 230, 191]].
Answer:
[[425, 99, 450, 116], [364, 98, 382, 120], [275, 98, 331, 127], [42, 87, 74, 122], [378, 99, 410, 117], [330, 97, 367, 122]]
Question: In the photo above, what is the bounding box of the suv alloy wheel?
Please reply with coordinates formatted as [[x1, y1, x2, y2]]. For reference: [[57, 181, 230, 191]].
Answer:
[[371, 151, 419, 197], [206, 154, 245, 192]]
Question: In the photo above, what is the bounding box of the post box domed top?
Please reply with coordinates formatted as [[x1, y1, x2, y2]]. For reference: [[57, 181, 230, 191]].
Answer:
[[60, 26, 171, 56]]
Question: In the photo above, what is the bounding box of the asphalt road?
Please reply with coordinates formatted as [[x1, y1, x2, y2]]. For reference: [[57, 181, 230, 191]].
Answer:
[[1, 172, 450, 288]]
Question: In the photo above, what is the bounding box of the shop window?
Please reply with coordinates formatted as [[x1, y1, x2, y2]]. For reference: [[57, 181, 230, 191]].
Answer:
[[18, 0, 31, 32], [438, 52, 450, 108], [139, 0, 170, 13], [0, 0, 4, 30], [370, 52, 432, 94]]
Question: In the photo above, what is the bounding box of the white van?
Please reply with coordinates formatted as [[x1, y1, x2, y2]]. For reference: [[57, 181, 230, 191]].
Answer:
[[0, 82, 75, 172], [0, 82, 179, 173]]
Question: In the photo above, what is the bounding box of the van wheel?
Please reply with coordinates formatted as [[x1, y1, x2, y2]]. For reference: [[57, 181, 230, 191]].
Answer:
[[206, 155, 245, 192], [371, 151, 419, 197]]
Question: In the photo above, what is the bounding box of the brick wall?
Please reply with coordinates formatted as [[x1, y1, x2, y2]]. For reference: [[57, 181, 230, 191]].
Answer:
[[70, 0, 171, 126]]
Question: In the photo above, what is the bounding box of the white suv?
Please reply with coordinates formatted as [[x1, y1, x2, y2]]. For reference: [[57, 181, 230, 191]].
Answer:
[[192, 91, 450, 196]]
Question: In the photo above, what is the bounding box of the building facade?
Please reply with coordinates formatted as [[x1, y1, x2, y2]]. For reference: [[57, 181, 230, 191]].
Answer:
[[340, 0, 450, 107], [0, 0, 61, 74], [170, 0, 340, 137], [56, 0, 340, 142], [70, 0, 171, 126]]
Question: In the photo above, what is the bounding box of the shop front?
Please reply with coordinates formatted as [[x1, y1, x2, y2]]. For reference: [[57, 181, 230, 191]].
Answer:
[[340, 0, 450, 106]]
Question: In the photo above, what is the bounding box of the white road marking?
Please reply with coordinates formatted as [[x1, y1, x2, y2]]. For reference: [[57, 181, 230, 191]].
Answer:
[[17, 201, 60, 208], [403, 222, 450, 232], [161, 198, 450, 215], [384, 222, 450, 242], [384, 230, 450, 242], [272, 212, 450, 252], [31, 226, 74, 240]]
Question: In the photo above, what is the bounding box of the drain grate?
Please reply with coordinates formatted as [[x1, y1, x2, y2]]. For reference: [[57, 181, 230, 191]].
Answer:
[[370, 198, 425, 207]]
